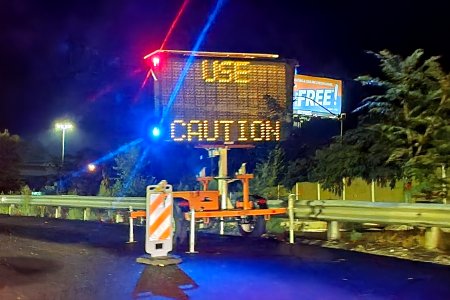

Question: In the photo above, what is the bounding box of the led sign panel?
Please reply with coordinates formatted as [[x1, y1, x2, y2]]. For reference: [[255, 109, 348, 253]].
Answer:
[[146, 50, 294, 143], [293, 74, 342, 118]]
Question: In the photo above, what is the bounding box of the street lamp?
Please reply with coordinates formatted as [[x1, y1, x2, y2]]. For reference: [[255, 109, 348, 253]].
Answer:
[[55, 121, 74, 165]]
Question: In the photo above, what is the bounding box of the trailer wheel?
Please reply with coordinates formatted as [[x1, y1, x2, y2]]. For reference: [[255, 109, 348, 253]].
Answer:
[[238, 216, 266, 237], [173, 204, 188, 248]]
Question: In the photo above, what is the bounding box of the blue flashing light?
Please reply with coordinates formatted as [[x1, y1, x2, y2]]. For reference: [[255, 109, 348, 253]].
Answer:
[[152, 126, 161, 137]]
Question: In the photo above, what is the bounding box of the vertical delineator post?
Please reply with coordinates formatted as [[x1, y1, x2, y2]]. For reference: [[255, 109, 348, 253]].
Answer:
[[317, 183, 321, 201], [342, 178, 346, 200], [442, 164, 447, 204], [371, 180, 375, 202], [187, 208, 198, 253], [128, 206, 134, 243], [288, 194, 295, 244], [128, 206, 135, 243]]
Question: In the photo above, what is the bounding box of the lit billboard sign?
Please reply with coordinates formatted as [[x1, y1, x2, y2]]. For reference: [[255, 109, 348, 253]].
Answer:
[[293, 75, 342, 117], [145, 50, 295, 143]]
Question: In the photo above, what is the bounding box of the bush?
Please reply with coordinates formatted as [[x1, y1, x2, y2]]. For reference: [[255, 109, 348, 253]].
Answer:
[[67, 208, 84, 220], [266, 218, 286, 234], [0, 205, 9, 214], [18, 186, 39, 216]]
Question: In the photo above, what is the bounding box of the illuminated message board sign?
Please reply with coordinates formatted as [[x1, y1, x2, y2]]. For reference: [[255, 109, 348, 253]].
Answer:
[[144, 50, 294, 143], [293, 75, 342, 118]]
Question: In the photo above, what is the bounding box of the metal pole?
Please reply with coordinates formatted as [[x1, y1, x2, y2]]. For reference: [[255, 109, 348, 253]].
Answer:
[[218, 147, 229, 235], [295, 182, 299, 201], [187, 208, 198, 253], [339, 113, 346, 144], [61, 129, 66, 165], [288, 194, 295, 244]]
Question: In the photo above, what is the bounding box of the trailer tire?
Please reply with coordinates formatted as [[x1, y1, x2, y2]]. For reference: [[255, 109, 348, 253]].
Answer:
[[238, 216, 266, 237]]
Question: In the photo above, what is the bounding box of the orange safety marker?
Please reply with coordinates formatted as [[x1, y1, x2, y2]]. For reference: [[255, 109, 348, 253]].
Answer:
[[145, 183, 173, 257]]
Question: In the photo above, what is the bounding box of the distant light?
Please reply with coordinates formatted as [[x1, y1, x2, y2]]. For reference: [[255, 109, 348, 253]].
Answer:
[[152, 56, 160, 67], [87, 163, 96, 172], [152, 127, 161, 137]]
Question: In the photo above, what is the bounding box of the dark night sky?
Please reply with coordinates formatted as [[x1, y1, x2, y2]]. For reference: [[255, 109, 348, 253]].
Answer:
[[0, 0, 449, 156]]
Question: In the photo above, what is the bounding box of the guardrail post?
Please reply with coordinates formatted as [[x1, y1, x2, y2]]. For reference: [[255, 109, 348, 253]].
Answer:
[[55, 206, 61, 219], [128, 206, 136, 243], [288, 194, 295, 244], [425, 227, 442, 250], [8, 204, 13, 215], [327, 221, 341, 240], [83, 208, 90, 221], [187, 208, 198, 253]]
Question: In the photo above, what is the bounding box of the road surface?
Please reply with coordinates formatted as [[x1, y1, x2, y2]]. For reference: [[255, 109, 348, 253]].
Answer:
[[0, 215, 449, 299]]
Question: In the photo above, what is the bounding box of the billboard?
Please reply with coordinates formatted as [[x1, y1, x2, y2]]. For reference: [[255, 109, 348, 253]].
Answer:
[[293, 74, 342, 118], [145, 50, 295, 143]]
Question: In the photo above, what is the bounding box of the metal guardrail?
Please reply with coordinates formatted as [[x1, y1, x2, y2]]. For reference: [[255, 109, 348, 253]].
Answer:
[[0, 195, 146, 210], [295, 200, 450, 227], [4, 195, 448, 228], [267, 199, 286, 208], [0, 195, 286, 211]]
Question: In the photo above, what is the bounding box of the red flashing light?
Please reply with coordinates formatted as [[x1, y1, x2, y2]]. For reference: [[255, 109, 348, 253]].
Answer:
[[152, 56, 160, 67]]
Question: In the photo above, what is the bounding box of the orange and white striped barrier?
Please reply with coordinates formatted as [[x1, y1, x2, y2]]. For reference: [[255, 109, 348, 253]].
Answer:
[[145, 184, 173, 257]]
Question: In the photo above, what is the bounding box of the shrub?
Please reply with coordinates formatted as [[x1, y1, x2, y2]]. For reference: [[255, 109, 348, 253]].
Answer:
[[67, 208, 84, 220]]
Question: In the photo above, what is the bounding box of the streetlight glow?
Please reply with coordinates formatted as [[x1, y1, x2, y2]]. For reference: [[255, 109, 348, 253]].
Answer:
[[87, 163, 96, 172], [55, 122, 74, 131], [54, 120, 74, 165]]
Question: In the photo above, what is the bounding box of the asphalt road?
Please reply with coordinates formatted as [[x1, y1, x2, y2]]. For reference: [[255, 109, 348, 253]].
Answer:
[[0, 215, 449, 300]]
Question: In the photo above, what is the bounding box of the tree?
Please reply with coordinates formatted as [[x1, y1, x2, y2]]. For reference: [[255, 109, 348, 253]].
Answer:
[[0, 130, 23, 193], [111, 145, 156, 197], [312, 49, 449, 200], [356, 49, 449, 200], [251, 145, 286, 197], [310, 127, 401, 194], [283, 157, 313, 189]]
